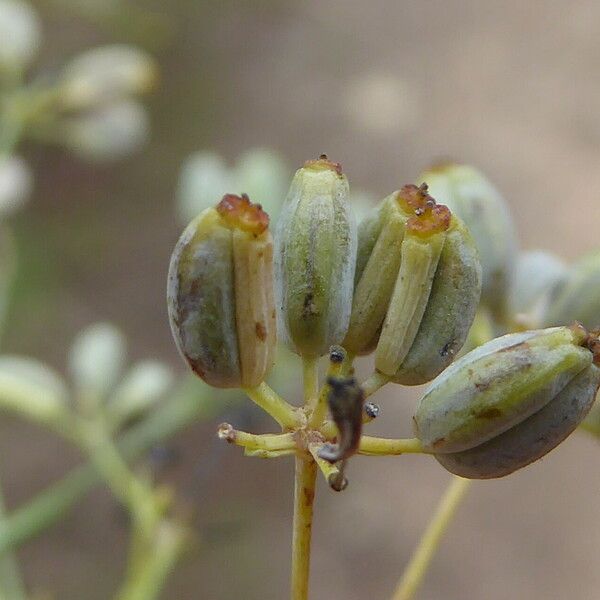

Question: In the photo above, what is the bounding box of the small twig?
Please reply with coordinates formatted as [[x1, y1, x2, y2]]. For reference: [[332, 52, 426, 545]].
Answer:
[[391, 476, 472, 600], [361, 371, 391, 398], [0, 380, 217, 554], [308, 443, 348, 492], [217, 423, 296, 453], [243, 382, 300, 429], [303, 356, 320, 417], [358, 436, 429, 456], [291, 456, 317, 600], [115, 520, 188, 600], [244, 448, 297, 459]]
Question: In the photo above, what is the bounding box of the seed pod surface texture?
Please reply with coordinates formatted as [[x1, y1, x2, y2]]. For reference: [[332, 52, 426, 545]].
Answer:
[[168, 194, 275, 388], [275, 156, 357, 357], [414, 325, 600, 478]]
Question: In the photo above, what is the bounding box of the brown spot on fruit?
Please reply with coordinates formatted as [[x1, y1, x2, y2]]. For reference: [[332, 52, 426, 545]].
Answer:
[[302, 293, 318, 317], [255, 321, 267, 341], [473, 407, 502, 419], [303, 486, 315, 506]]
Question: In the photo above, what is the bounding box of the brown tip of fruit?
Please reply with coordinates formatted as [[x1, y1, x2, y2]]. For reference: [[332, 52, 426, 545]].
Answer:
[[303, 155, 343, 176], [397, 183, 435, 212], [217, 193, 269, 235], [580, 325, 600, 366], [407, 204, 451, 237]]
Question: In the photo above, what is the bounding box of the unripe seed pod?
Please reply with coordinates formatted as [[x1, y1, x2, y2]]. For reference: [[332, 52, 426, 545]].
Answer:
[[344, 184, 481, 384], [436, 363, 600, 478], [542, 250, 600, 330], [419, 163, 517, 320], [168, 194, 275, 388], [414, 325, 600, 478], [392, 216, 482, 384], [274, 156, 357, 357]]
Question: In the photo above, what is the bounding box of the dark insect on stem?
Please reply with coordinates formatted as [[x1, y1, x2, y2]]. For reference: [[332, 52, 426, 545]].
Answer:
[[318, 377, 365, 463]]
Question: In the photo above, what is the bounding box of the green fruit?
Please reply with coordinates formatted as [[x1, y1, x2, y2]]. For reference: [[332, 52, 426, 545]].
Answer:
[[414, 325, 600, 478], [275, 156, 357, 357], [436, 363, 600, 478], [344, 183, 481, 385], [168, 195, 275, 388]]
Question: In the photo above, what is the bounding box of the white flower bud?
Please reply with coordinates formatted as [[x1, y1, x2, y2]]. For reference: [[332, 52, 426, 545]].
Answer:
[[108, 360, 173, 424], [176, 148, 290, 225], [508, 250, 567, 326], [0, 0, 41, 69], [60, 44, 157, 109], [0, 355, 68, 424], [177, 152, 233, 222], [69, 322, 126, 403], [234, 148, 288, 222], [64, 100, 149, 161]]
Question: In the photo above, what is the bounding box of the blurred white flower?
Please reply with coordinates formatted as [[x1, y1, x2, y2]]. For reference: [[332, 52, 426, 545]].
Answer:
[[0, 0, 41, 69], [0, 155, 32, 216], [509, 250, 567, 325], [177, 147, 290, 223], [177, 148, 377, 227], [108, 360, 173, 425], [234, 148, 288, 219], [64, 99, 150, 161], [68, 322, 126, 404], [342, 72, 419, 136], [177, 152, 233, 222], [0, 355, 68, 423], [60, 44, 158, 110]]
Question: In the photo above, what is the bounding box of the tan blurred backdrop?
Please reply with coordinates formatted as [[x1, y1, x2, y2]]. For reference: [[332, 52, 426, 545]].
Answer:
[[2, 0, 600, 598]]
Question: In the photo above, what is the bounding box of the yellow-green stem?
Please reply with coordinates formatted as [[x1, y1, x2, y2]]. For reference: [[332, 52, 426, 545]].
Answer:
[[79, 422, 159, 539], [358, 436, 428, 455], [116, 521, 187, 600], [341, 352, 355, 376], [290, 456, 317, 600], [308, 351, 348, 428], [288, 354, 321, 599], [361, 371, 390, 398], [243, 383, 300, 429], [217, 424, 296, 452], [308, 443, 346, 491], [391, 476, 471, 600], [303, 356, 320, 416]]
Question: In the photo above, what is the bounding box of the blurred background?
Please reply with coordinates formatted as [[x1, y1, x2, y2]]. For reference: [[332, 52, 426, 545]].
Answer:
[[2, 0, 600, 598]]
